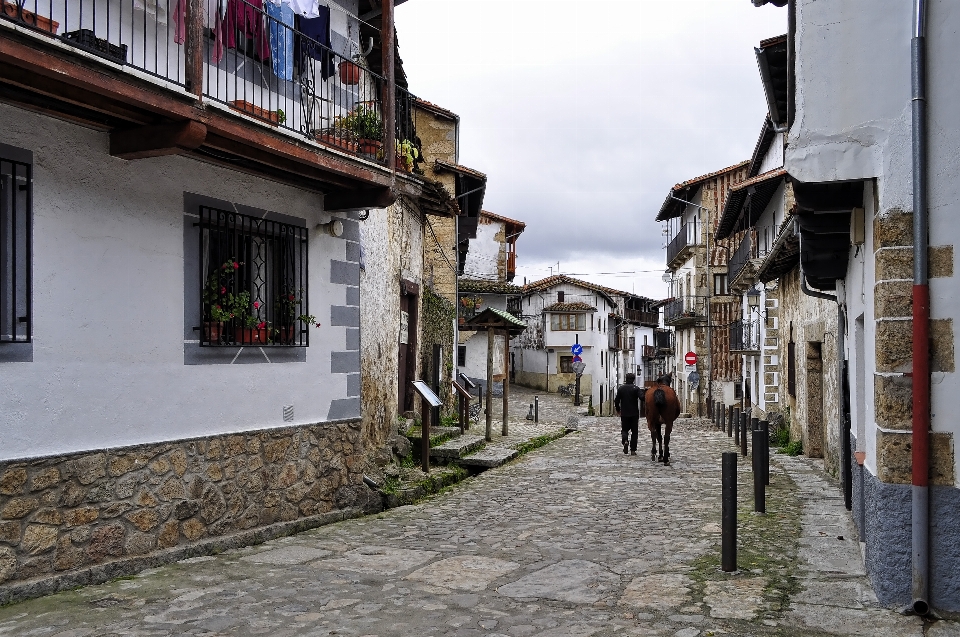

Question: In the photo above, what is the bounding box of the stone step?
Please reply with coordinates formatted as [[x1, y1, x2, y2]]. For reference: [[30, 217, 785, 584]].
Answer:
[[456, 446, 519, 469], [429, 435, 486, 460]]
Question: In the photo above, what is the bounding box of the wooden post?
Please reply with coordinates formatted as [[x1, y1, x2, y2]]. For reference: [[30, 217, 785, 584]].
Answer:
[[502, 331, 510, 437], [184, 0, 204, 98], [486, 328, 494, 442], [420, 393, 430, 473], [381, 0, 395, 172]]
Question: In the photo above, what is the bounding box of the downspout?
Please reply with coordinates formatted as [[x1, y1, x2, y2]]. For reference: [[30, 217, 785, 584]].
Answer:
[[910, 0, 931, 616]]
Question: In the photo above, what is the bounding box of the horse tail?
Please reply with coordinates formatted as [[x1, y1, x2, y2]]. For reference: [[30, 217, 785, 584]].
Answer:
[[654, 388, 666, 408]]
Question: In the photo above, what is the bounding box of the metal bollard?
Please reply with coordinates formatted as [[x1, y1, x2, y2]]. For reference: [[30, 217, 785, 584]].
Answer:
[[752, 422, 765, 514], [751, 417, 760, 474], [740, 412, 748, 457], [727, 406, 734, 439], [760, 420, 770, 486], [534, 396, 539, 423], [733, 407, 740, 446], [722, 452, 738, 572]]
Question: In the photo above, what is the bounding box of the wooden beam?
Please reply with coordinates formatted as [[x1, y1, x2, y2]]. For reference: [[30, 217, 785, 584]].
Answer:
[[110, 121, 207, 159], [325, 187, 397, 212]]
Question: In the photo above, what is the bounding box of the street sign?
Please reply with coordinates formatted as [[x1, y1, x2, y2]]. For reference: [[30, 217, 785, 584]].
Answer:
[[684, 351, 698, 366], [571, 343, 583, 355], [572, 354, 582, 362], [688, 371, 701, 388], [572, 361, 586, 376]]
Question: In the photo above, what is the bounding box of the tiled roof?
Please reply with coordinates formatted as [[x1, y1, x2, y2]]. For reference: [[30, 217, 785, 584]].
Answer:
[[523, 275, 622, 298], [413, 98, 459, 121], [459, 279, 523, 295], [655, 160, 751, 221], [715, 168, 789, 240], [480, 210, 526, 230], [434, 160, 487, 181], [543, 302, 597, 313]]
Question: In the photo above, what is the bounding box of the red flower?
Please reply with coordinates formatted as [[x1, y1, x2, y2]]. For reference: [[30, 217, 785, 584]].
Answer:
[[257, 321, 266, 329], [288, 294, 295, 301], [215, 305, 221, 310], [233, 262, 240, 269], [314, 322, 322, 328], [253, 301, 261, 309], [220, 286, 226, 294]]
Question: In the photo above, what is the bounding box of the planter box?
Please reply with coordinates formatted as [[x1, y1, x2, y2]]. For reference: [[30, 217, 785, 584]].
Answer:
[[0, 0, 59, 35], [316, 132, 359, 153], [229, 100, 279, 126], [62, 29, 127, 64]]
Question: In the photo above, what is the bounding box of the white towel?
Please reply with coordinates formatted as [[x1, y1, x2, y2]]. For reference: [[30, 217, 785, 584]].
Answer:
[[288, 0, 320, 18]]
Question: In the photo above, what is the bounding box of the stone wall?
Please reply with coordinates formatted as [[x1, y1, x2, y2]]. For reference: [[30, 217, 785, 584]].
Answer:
[[0, 420, 375, 601]]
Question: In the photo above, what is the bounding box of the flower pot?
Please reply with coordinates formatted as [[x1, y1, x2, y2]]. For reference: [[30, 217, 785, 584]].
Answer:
[[317, 131, 359, 153], [238, 327, 270, 345], [1, 0, 59, 35], [338, 61, 361, 85], [203, 321, 224, 344], [278, 325, 298, 344], [229, 100, 279, 126], [358, 139, 382, 156]]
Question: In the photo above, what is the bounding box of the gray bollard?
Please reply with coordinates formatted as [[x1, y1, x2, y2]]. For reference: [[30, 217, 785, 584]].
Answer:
[[722, 452, 738, 572], [733, 407, 741, 446], [534, 396, 539, 423], [751, 417, 760, 473], [752, 424, 765, 514]]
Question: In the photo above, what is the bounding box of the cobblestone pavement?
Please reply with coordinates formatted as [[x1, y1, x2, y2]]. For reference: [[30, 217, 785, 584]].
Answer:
[[0, 412, 952, 637]]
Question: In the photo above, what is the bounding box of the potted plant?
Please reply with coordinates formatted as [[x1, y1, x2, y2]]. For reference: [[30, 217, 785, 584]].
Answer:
[[396, 139, 419, 172], [339, 59, 362, 85], [238, 299, 271, 345], [336, 105, 383, 156], [316, 127, 359, 153], [275, 289, 320, 344], [203, 259, 246, 343]]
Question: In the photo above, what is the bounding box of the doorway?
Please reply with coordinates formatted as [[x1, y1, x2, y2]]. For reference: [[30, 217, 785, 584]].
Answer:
[[805, 341, 824, 458], [398, 280, 419, 413]]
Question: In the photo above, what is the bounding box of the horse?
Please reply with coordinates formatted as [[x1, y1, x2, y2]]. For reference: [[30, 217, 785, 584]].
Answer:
[[643, 375, 681, 465]]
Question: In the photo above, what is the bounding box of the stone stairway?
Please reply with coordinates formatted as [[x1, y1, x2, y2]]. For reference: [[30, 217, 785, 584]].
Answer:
[[456, 446, 519, 469], [429, 435, 485, 460]]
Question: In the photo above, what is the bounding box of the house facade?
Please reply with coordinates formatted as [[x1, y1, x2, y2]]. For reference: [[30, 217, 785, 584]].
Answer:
[[658, 162, 750, 416], [746, 0, 959, 612], [0, 0, 444, 599]]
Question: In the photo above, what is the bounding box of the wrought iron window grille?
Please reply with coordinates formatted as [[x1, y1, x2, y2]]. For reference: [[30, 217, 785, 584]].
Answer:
[[197, 206, 308, 347], [0, 149, 32, 344]]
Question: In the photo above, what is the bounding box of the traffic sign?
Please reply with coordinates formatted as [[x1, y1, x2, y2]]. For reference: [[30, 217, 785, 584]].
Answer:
[[571, 343, 583, 355], [572, 354, 582, 363], [572, 361, 586, 376], [684, 351, 698, 366]]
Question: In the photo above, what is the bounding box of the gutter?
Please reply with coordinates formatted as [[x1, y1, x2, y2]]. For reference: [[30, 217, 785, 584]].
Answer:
[[910, 0, 931, 617]]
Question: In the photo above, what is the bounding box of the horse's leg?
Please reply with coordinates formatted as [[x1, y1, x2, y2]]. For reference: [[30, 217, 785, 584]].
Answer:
[[663, 420, 674, 465], [655, 422, 664, 462], [648, 422, 658, 461]]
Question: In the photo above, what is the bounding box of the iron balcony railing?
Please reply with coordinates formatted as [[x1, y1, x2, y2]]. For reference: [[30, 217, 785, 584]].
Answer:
[[727, 231, 754, 284], [666, 221, 699, 266], [1, 0, 422, 169], [654, 329, 672, 351], [663, 296, 704, 324], [730, 319, 761, 352], [641, 345, 657, 359]]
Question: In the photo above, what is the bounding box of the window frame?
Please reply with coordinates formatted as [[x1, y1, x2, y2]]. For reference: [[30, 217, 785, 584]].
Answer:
[[457, 344, 466, 367], [0, 144, 32, 344], [197, 205, 310, 347], [550, 312, 586, 331]]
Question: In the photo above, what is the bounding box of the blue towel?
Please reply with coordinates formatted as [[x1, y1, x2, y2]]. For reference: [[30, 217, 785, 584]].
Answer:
[[266, 0, 294, 81]]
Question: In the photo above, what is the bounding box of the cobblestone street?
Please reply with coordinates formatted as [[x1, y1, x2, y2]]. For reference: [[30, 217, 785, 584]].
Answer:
[[0, 402, 950, 636]]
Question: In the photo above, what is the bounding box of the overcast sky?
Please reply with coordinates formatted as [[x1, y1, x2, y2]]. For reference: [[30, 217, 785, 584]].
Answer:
[[395, 0, 786, 298]]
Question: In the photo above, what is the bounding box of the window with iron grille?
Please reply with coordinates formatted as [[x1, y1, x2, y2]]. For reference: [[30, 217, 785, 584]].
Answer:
[[457, 345, 466, 367], [787, 340, 796, 396], [0, 145, 31, 344], [198, 206, 309, 347]]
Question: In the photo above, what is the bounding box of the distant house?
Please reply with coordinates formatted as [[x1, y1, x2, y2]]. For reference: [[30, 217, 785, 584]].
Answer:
[[514, 275, 657, 414]]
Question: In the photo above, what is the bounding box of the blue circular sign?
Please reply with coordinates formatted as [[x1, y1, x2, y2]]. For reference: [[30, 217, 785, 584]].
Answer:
[[571, 343, 583, 355]]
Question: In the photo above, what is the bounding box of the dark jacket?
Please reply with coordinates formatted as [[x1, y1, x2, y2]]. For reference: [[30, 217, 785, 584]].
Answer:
[[615, 383, 643, 418]]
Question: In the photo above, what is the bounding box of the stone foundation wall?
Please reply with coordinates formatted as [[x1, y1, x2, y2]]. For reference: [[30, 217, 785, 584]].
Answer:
[[0, 420, 375, 598]]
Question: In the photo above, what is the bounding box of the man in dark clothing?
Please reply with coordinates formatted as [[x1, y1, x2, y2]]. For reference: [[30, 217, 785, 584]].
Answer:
[[615, 373, 644, 455]]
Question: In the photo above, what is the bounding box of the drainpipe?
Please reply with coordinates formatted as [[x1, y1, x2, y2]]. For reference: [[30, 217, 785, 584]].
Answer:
[[910, 0, 931, 616]]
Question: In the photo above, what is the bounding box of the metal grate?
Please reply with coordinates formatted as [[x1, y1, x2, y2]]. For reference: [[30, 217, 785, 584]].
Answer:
[[198, 206, 309, 347], [282, 405, 294, 422], [0, 151, 31, 344]]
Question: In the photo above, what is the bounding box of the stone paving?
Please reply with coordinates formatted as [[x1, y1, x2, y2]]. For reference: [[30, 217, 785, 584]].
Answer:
[[0, 408, 954, 636]]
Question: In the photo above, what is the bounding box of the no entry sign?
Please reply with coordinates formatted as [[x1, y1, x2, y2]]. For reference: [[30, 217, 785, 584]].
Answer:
[[684, 351, 698, 366]]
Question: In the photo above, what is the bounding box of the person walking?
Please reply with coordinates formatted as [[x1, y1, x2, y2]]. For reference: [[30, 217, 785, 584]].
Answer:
[[615, 372, 644, 455]]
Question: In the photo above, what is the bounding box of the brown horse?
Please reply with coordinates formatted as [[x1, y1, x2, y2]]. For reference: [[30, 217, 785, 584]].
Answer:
[[643, 376, 681, 465]]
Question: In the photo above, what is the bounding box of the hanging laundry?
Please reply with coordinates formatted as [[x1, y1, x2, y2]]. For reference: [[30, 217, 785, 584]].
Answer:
[[206, 0, 227, 64], [266, 0, 293, 81], [134, 0, 168, 24], [226, 0, 271, 62], [296, 4, 334, 80], [288, 0, 319, 19]]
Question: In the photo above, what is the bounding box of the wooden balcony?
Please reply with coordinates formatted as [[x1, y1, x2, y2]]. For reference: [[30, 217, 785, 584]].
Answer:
[[624, 308, 659, 326], [0, 0, 425, 210]]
